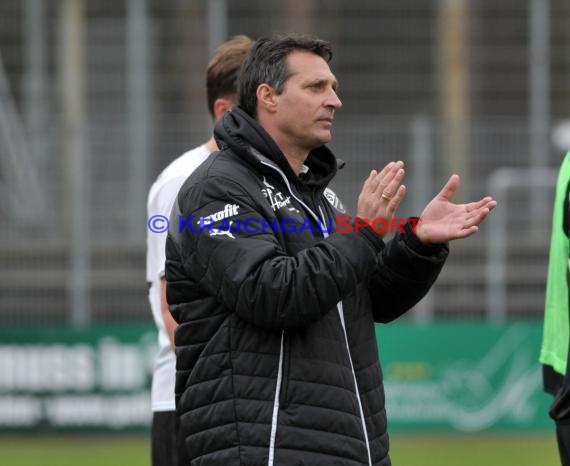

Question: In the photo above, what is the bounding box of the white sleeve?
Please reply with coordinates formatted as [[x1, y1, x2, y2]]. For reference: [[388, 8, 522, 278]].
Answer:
[[146, 177, 188, 282]]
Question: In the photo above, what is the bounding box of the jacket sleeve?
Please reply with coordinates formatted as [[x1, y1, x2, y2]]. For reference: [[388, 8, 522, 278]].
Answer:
[[367, 221, 449, 323], [171, 176, 385, 330]]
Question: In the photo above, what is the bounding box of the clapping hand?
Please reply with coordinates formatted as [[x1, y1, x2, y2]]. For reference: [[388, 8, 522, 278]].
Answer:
[[416, 174, 497, 244]]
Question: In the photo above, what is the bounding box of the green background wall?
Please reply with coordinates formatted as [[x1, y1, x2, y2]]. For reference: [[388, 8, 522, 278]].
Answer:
[[0, 322, 553, 432]]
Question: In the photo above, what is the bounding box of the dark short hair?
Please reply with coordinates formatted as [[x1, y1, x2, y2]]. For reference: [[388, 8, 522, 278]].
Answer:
[[237, 34, 333, 118], [206, 35, 253, 118]]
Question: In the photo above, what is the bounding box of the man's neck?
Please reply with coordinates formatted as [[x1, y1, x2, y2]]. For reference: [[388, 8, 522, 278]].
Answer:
[[257, 115, 309, 176], [283, 153, 308, 176], [271, 137, 309, 176], [204, 137, 218, 153]]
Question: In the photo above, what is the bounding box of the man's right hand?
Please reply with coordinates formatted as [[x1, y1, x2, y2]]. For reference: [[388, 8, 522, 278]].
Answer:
[[356, 160, 406, 237]]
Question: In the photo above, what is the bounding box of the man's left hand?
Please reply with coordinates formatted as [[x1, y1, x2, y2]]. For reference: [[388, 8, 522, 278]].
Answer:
[[416, 174, 497, 244]]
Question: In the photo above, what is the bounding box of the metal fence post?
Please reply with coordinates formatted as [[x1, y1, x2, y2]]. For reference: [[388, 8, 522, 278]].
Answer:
[[207, 0, 227, 56], [411, 114, 435, 321], [486, 168, 557, 321], [60, 0, 89, 327], [529, 0, 551, 232], [127, 0, 151, 244]]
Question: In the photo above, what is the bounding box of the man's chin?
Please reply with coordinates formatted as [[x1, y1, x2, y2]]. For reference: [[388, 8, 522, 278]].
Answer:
[[317, 131, 333, 144], [305, 132, 333, 150]]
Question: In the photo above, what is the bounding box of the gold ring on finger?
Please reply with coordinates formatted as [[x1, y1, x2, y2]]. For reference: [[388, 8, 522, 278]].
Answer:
[[381, 191, 393, 201]]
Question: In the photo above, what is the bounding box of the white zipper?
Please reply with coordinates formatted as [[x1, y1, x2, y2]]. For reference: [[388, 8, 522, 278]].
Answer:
[[260, 160, 373, 466], [319, 205, 373, 466], [267, 331, 285, 466]]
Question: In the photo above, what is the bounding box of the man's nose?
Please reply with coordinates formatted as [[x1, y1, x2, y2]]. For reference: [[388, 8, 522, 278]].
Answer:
[[326, 90, 342, 110]]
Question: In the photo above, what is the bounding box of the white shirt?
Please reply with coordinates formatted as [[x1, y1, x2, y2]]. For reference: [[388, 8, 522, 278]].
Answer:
[[146, 144, 211, 411]]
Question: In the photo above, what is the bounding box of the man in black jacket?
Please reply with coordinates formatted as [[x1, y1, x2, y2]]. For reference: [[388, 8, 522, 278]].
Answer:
[[165, 34, 496, 466]]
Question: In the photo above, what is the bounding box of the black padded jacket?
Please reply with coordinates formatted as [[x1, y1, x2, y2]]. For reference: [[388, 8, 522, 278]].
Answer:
[[165, 107, 449, 466]]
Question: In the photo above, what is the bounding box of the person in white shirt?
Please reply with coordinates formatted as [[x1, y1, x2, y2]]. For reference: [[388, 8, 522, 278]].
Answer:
[[146, 35, 253, 466]]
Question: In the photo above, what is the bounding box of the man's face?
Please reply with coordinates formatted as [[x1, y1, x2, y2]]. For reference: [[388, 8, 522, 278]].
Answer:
[[272, 50, 342, 152]]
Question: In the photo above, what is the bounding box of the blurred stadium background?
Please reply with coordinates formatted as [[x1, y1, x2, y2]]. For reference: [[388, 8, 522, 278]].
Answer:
[[0, 0, 567, 464]]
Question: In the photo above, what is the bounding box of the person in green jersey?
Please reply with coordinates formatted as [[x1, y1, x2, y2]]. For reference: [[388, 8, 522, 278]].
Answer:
[[541, 152, 570, 465]]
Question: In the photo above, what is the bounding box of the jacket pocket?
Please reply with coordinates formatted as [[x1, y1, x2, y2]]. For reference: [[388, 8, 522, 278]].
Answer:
[[278, 332, 291, 408]]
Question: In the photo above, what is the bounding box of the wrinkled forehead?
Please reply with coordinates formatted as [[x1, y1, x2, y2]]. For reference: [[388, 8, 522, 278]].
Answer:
[[284, 50, 338, 86]]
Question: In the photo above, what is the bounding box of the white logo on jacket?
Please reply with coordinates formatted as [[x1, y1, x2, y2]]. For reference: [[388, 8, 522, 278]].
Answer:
[[261, 177, 295, 212], [200, 203, 239, 224], [209, 221, 236, 239], [324, 188, 346, 213]]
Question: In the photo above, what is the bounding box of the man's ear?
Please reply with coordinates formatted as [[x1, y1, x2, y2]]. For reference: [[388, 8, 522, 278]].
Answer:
[[256, 84, 278, 113], [212, 97, 233, 121]]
